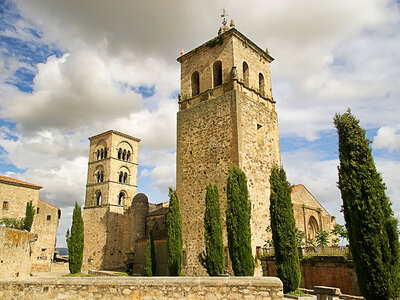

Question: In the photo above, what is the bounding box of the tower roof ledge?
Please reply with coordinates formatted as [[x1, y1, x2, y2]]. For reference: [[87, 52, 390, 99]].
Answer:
[[89, 130, 141, 142], [177, 28, 274, 63]]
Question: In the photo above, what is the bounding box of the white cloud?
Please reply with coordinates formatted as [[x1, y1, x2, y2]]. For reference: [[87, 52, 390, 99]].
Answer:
[[1, 0, 399, 246], [373, 125, 400, 152]]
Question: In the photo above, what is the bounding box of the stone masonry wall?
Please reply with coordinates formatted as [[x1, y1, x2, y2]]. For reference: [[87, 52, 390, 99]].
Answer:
[[177, 90, 237, 276], [291, 185, 336, 242], [262, 257, 360, 296], [31, 200, 59, 272], [237, 90, 281, 275], [0, 228, 35, 278], [0, 182, 40, 220], [0, 276, 283, 300]]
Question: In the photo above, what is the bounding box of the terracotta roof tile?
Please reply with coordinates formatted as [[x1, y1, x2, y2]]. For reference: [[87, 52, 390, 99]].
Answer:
[[290, 184, 303, 195], [0, 175, 42, 189]]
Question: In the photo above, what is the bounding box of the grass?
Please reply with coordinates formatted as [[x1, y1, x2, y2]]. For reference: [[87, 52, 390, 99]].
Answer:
[[114, 272, 129, 276], [287, 289, 312, 297]]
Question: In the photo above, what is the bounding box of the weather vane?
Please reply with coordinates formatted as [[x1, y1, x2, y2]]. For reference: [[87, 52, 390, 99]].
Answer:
[[221, 7, 228, 26]]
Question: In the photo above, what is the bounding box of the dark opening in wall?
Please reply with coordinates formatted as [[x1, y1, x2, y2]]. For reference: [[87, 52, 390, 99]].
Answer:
[[191, 71, 200, 96], [213, 61, 223, 87]]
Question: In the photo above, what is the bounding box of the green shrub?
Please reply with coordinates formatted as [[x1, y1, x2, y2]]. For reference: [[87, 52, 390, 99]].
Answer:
[[204, 183, 224, 276], [0, 217, 24, 230], [226, 166, 254, 276], [145, 230, 156, 276], [166, 188, 182, 276], [334, 109, 400, 299], [23, 201, 35, 232], [269, 166, 301, 293], [66, 202, 84, 274]]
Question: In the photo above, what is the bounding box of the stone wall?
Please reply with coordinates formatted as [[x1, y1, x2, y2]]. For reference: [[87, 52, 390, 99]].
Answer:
[[177, 27, 280, 276], [31, 200, 60, 272], [0, 228, 35, 278], [83, 130, 141, 271], [0, 177, 41, 220], [261, 257, 360, 296], [0, 276, 283, 299], [291, 185, 336, 242]]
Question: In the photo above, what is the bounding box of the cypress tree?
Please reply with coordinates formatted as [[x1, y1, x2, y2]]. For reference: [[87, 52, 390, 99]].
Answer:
[[269, 166, 301, 293], [226, 166, 254, 276], [166, 187, 182, 276], [204, 183, 225, 276], [66, 202, 84, 274], [23, 200, 35, 232], [144, 231, 156, 276], [334, 109, 400, 299]]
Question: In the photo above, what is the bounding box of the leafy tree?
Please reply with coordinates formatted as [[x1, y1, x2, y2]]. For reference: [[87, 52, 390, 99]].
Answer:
[[269, 166, 301, 293], [166, 188, 182, 276], [226, 166, 254, 276], [23, 201, 35, 232], [306, 238, 316, 248], [331, 224, 348, 247], [316, 231, 329, 247], [144, 231, 156, 276], [204, 183, 225, 276], [334, 109, 400, 299], [66, 202, 84, 274]]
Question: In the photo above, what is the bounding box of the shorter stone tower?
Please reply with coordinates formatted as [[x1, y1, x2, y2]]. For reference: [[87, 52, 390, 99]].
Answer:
[[82, 130, 140, 271]]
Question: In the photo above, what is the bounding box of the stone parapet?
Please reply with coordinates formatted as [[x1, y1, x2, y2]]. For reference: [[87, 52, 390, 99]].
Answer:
[[0, 276, 283, 299]]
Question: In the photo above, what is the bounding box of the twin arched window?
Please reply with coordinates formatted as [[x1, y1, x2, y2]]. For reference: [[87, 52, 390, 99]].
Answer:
[[96, 148, 107, 161], [96, 171, 104, 183], [119, 171, 128, 184], [118, 148, 131, 161]]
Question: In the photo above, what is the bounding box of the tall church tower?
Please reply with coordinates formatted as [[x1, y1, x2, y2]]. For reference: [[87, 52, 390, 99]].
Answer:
[[82, 130, 140, 270], [177, 22, 281, 275]]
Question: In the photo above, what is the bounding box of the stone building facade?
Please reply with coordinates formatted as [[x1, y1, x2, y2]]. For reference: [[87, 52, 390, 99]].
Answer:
[[0, 175, 60, 275], [31, 199, 61, 272], [176, 24, 280, 275], [82, 130, 169, 274], [291, 184, 336, 242], [81, 25, 336, 276]]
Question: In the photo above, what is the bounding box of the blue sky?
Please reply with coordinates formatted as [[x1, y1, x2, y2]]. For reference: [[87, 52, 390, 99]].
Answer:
[[1, 0, 399, 247]]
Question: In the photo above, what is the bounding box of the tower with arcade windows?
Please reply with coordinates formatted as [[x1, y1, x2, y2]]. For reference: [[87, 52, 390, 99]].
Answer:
[[176, 20, 281, 275], [82, 130, 140, 270]]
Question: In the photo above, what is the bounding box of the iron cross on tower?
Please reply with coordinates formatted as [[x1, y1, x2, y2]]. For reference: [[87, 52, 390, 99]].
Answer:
[[221, 7, 228, 26]]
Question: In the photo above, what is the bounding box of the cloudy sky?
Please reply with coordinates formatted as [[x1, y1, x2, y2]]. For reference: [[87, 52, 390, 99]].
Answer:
[[1, 0, 399, 247]]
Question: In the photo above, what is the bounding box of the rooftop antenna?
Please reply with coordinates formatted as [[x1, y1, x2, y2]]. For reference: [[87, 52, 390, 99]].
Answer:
[[221, 7, 228, 26]]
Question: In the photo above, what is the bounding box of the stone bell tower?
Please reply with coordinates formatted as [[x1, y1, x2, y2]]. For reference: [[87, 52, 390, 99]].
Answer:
[[82, 130, 140, 271], [176, 21, 281, 275]]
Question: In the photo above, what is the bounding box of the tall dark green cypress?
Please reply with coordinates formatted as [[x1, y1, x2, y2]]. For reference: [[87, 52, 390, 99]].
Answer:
[[145, 231, 156, 276], [166, 187, 183, 276], [66, 202, 84, 274], [334, 109, 400, 299], [204, 183, 225, 276], [226, 166, 254, 276], [23, 200, 35, 232], [269, 166, 301, 293]]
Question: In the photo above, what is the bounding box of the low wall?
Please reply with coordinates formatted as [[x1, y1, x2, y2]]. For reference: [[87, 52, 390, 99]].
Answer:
[[0, 276, 283, 299], [261, 256, 360, 296], [0, 228, 35, 278]]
